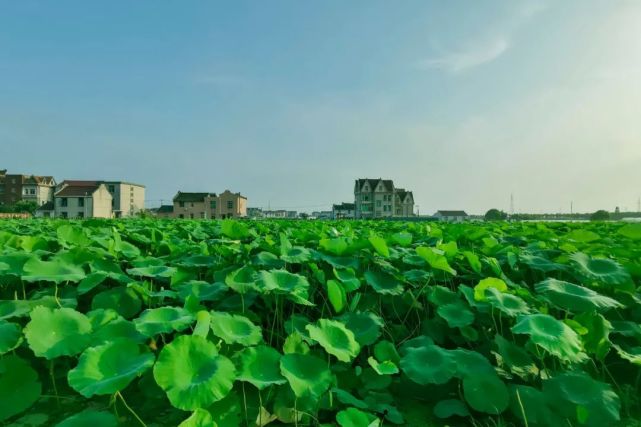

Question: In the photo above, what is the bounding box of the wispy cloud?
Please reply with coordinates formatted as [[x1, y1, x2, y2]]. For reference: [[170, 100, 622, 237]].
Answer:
[[418, 38, 510, 72]]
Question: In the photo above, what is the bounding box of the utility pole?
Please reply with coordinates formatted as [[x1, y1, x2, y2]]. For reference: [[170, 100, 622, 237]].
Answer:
[[510, 193, 514, 216], [638, 197, 640, 213], [570, 201, 573, 216]]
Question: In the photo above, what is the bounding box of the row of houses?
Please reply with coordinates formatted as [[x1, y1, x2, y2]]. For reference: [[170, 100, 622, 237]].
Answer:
[[2, 169, 146, 219], [155, 190, 247, 219]]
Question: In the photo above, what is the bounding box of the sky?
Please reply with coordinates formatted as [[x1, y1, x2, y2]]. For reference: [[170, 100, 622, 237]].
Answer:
[[1, 0, 640, 215]]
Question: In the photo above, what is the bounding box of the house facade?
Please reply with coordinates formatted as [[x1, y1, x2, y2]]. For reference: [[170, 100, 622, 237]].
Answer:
[[104, 181, 146, 217], [53, 182, 113, 219], [0, 169, 56, 207], [433, 210, 469, 222], [332, 202, 355, 219], [171, 190, 247, 219], [155, 205, 174, 219], [354, 178, 415, 219]]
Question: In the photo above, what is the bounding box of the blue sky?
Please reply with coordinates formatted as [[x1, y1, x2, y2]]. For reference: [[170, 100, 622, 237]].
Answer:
[[2, 1, 640, 214]]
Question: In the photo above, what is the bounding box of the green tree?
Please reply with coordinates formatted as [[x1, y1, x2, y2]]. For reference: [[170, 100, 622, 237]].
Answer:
[[12, 200, 39, 214], [590, 210, 610, 221], [484, 209, 508, 221]]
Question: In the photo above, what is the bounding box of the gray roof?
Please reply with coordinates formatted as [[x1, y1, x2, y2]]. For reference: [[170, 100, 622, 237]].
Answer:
[[173, 192, 216, 202], [355, 178, 394, 192], [333, 202, 355, 210], [157, 205, 174, 213], [435, 210, 468, 217]]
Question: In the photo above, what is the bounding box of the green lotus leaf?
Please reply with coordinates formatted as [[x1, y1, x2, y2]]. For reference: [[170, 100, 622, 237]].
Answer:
[[88, 309, 145, 345], [252, 251, 286, 269], [463, 373, 509, 414], [512, 314, 587, 363], [225, 266, 259, 294], [91, 286, 142, 319], [433, 399, 470, 419], [493, 334, 538, 378], [319, 237, 349, 256], [126, 265, 177, 278], [283, 331, 310, 354], [509, 385, 553, 425], [0, 355, 41, 421], [333, 268, 361, 292], [484, 287, 530, 317], [535, 278, 622, 312], [566, 229, 601, 243], [221, 220, 250, 239], [570, 253, 631, 287], [574, 311, 612, 360], [451, 348, 495, 377], [234, 345, 287, 389], [368, 235, 390, 257], [77, 272, 108, 295], [153, 335, 236, 410], [55, 410, 118, 427], [543, 371, 620, 426], [68, 339, 154, 397], [374, 340, 400, 364], [258, 270, 313, 305], [56, 224, 92, 247], [24, 306, 92, 359], [613, 344, 641, 365], [134, 306, 194, 337], [306, 319, 360, 362], [367, 357, 398, 375], [0, 299, 32, 320], [21, 256, 86, 283], [519, 253, 563, 272], [339, 311, 384, 346], [281, 246, 312, 263], [427, 286, 458, 306], [280, 353, 332, 398], [618, 223, 641, 240], [336, 408, 379, 427], [210, 311, 262, 346], [416, 246, 456, 275], [178, 409, 215, 427], [176, 281, 228, 302], [0, 319, 22, 354], [391, 231, 412, 246], [474, 277, 507, 301], [364, 269, 403, 295], [463, 251, 482, 274], [400, 345, 457, 385], [437, 301, 475, 328], [326, 279, 347, 313]]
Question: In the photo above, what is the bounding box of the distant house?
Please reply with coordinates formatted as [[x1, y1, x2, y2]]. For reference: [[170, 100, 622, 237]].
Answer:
[[332, 202, 355, 219], [247, 207, 264, 218], [0, 169, 56, 207], [155, 205, 174, 219], [433, 210, 469, 223], [35, 201, 55, 218], [172, 190, 247, 219], [311, 211, 333, 220], [354, 178, 415, 219], [56, 179, 146, 218], [264, 210, 288, 218], [53, 182, 113, 219]]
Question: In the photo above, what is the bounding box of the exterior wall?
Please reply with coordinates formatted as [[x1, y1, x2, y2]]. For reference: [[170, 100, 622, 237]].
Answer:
[[92, 186, 113, 218], [217, 191, 247, 218], [2, 174, 22, 205], [173, 200, 209, 219], [55, 185, 112, 219], [105, 183, 145, 217]]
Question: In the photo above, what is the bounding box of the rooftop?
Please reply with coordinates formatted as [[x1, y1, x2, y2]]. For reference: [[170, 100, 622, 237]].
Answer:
[[435, 210, 468, 217], [56, 183, 103, 197], [173, 192, 217, 202]]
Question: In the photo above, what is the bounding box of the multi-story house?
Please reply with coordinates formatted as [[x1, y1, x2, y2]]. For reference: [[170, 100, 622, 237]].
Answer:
[[103, 181, 146, 217], [0, 169, 56, 207], [354, 178, 415, 219], [171, 190, 247, 219], [332, 202, 355, 219], [52, 182, 113, 219]]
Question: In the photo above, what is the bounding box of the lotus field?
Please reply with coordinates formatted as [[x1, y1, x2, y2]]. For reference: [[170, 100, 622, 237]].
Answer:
[[2, 219, 641, 426]]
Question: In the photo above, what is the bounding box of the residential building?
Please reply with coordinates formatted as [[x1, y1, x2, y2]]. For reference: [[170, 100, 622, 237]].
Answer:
[[53, 182, 113, 219], [155, 205, 174, 219], [247, 207, 264, 218], [35, 202, 54, 218], [171, 190, 247, 219], [287, 211, 298, 219], [433, 210, 469, 222], [0, 169, 56, 207], [264, 210, 288, 218], [104, 181, 146, 217], [354, 178, 415, 219], [311, 211, 333, 220], [332, 202, 355, 219]]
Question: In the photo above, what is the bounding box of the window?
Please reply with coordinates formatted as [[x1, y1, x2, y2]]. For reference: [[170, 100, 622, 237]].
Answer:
[[179, 201, 185, 207], [108, 185, 115, 193], [210, 200, 217, 209], [363, 195, 369, 201], [376, 200, 381, 207], [227, 201, 233, 210], [77, 212, 84, 219], [190, 203, 194, 207], [61, 212, 68, 219], [78, 198, 84, 207], [179, 214, 184, 219], [190, 213, 194, 219], [201, 212, 205, 218], [61, 198, 68, 207]]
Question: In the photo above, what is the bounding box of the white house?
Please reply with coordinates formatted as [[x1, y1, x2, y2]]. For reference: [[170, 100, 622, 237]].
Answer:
[[53, 182, 113, 219]]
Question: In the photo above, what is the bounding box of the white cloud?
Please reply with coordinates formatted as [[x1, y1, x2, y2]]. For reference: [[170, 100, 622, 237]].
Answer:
[[418, 38, 510, 72]]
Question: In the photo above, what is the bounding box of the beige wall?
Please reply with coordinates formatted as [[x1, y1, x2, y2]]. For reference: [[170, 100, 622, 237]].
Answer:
[[107, 183, 145, 217], [217, 191, 247, 218], [55, 185, 113, 219], [173, 200, 210, 219], [93, 185, 113, 218]]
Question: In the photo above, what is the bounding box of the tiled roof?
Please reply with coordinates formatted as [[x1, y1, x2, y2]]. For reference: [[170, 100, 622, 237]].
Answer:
[[157, 205, 174, 213], [436, 210, 468, 217], [333, 202, 355, 210], [37, 201, 54, 211], [173, 192, 216, 202], [355, 178, 394, 193], [56, 184, 101, 197]]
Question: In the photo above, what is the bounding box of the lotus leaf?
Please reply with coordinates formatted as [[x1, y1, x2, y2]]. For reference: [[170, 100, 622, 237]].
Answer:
[[535, 278, 621, 312], [512, 314, 587, 363], [570, 253, 631, 287], [234, 345, 287, 389], [400, 345, 457, 385], [336, 408, 379, 427], [134, 306, 194, 337], [0, 355, 41, 421], [463, 373, 509, 414], [433, 399, 470, 419], [24, 306, 92, 359], [178, 409, 215, 427], [0, 319, 22, 354], [306, 319, 360, 362], [279, 353, 332, 398], [22, 256, 86, 283], [55, 410, 118, 427], [210, 311, 262, 346], [364, 269, 403, 295]]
